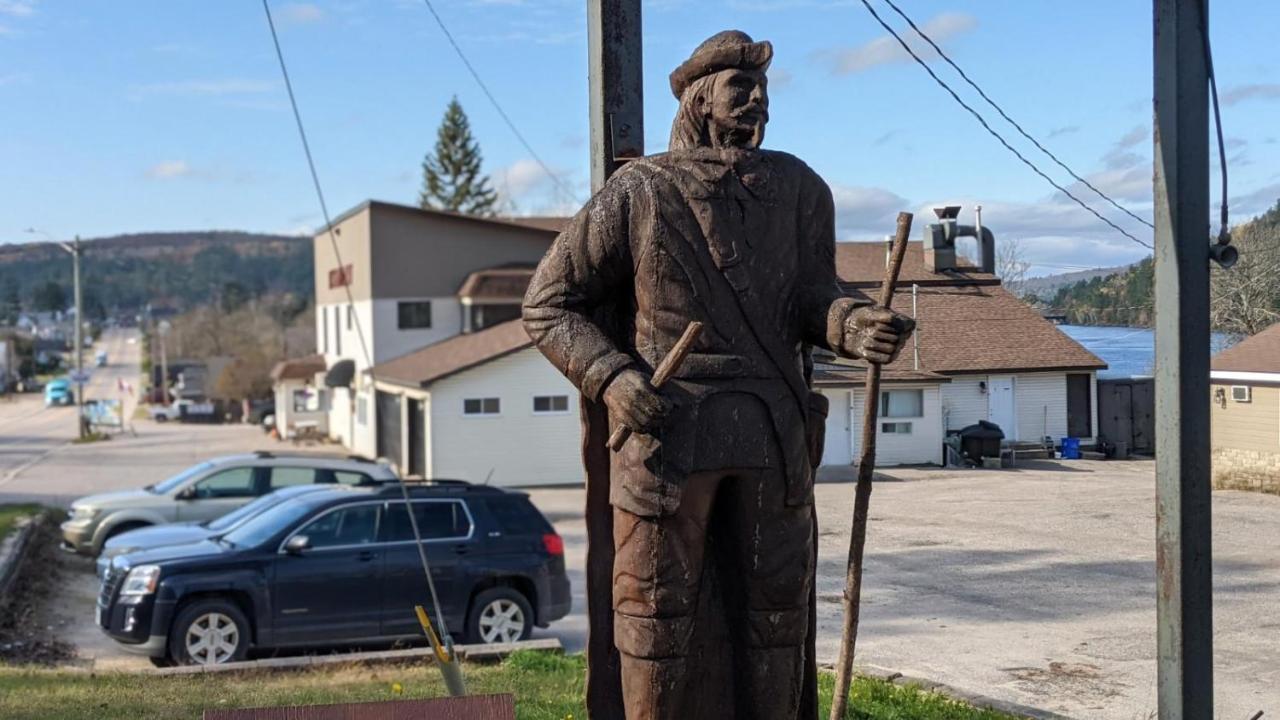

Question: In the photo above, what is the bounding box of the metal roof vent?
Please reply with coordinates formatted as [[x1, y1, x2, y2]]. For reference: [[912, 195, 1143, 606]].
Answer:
[[922, 205, 995, 274]]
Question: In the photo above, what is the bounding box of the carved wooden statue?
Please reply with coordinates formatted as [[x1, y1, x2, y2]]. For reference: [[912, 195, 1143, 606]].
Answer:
[[524, 30, 914, 720]]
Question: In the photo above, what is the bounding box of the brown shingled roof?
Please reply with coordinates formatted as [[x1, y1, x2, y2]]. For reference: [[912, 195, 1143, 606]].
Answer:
[[834, 240, 1103, 375], [457, 266, 536, 301], [270, 354, 326, 382], [836, 241, 997, 287], [1212, 322, 1280, 374], [372, 320, 532, 388]]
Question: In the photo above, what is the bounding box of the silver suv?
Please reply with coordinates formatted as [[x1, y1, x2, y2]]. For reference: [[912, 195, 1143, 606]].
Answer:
[[61, 452, 398, 556]]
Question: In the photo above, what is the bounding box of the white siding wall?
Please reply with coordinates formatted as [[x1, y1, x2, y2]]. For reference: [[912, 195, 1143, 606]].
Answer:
[[351, 387, 378, 459], [328, 386, 354, 447], [1015, 374, 1067, 443], [372, 297, 463, 363], [426, 348, 583, 487], [941, 377, 987, 432], [820, 389, 853, 465], [940, 372, 1097, 444], [845, 384, 944, 466]]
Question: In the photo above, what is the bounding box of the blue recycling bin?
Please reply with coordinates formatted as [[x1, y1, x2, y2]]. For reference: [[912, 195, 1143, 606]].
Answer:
[[1060, 437, 1081, 459]]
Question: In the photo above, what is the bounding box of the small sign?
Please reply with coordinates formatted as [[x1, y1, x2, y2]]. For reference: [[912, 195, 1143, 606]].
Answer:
[[69, 370, 91, 384]]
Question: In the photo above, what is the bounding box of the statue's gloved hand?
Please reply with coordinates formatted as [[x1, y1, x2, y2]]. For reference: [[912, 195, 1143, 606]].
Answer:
[[602, 368, 672, 435], [841, 305, 915, 365]]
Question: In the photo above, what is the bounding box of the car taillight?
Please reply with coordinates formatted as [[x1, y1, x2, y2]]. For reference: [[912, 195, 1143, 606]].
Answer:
[[542, 533, 564, 556]]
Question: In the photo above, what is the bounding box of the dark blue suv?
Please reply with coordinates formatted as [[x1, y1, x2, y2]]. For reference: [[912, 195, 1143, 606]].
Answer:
[[97, 482, 570, 666]]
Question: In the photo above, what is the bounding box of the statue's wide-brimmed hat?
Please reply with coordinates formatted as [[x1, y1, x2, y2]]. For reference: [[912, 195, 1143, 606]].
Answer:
[[669, 30, 772, 99]]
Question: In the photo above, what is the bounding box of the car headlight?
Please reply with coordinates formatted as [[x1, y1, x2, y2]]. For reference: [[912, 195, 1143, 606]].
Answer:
[[101, 545, 136, 561], [120, 565, 160, 596], [70, 506, 98, 521]]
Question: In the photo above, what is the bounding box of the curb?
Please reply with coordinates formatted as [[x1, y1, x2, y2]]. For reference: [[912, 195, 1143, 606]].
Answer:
[[0, 512, 43, 603], [853, 662, 1077, 720], [152, 637, 563, 676]]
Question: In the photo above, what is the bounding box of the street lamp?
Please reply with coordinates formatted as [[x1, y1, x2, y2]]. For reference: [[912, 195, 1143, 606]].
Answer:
[[26, 228, 86, 438]]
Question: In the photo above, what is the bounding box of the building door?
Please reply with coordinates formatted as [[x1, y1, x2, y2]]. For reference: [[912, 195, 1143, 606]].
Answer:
[[820, 391, 852, 466], [407, 398, 426, 478], [1066, 373, 1092, 438], [376, 391, 402, 468], [987, 376, 1016, 440]]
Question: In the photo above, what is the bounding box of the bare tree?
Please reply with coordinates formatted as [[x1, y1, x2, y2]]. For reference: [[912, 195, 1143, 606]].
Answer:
[[996, 237, 1030, 296], [1211, 212, 1280, 337]]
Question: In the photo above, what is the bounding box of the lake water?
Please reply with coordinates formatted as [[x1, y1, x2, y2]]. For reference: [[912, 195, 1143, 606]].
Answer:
[[1058, 324, 1236, 379]]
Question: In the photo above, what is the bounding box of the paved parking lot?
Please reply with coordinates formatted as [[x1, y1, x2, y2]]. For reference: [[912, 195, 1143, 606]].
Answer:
[[523, 461, 1279, 719], [6, 415, 1277, 719]]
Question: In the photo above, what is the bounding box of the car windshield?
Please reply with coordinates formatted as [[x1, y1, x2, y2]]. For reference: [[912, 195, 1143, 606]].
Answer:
[[205, 492, 285, 531], [219, 495, 335, 549], [148, 461, 215, 494]]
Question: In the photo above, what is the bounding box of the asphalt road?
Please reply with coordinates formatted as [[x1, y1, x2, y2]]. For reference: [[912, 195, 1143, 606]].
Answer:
[[0, 328, 141, 485]]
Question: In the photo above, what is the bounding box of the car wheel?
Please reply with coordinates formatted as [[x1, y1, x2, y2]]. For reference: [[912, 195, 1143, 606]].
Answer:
[[467, 587, 533, 645], [168, 599, 250, 666]]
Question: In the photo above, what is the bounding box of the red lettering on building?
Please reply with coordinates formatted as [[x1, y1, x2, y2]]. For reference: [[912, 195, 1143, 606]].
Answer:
[[328, 264, 352, 289]]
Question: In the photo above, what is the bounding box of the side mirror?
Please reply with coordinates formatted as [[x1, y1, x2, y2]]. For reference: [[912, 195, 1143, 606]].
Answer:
[[284, 535, 311, 555], [176, 486, 197, 501]]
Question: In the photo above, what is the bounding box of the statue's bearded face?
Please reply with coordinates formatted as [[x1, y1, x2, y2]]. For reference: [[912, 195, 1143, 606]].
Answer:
[[703, 68, 769, 150]]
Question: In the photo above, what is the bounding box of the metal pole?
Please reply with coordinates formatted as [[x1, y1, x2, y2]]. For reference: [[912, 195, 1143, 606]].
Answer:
[[71, 237, 85, 439], [158, 320, 170, 409], [588, 0, 644, 193], [1153, 0, 1213, 716]]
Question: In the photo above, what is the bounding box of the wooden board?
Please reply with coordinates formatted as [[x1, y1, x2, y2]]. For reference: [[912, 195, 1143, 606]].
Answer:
[[203, 694, 515, 720]]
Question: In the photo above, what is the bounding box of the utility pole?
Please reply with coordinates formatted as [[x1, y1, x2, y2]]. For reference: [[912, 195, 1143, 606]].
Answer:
[[59, 236, 86, 439], [584, 3, 643, 717], [1153, 0, 1213, 716], [588, 0, 644, 193], [158, 320, 171, 408]]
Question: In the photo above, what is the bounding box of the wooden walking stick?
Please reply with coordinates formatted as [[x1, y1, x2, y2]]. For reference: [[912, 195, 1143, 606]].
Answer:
[[829, 211, 913, 719], [607, 321, 703, 452]]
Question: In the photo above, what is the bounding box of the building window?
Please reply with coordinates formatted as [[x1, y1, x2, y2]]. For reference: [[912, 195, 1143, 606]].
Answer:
[[292, 387, 323, 413], [1066, 373, 1092, 437], [334, 305, 342, 356], [533, 395, 570, 414], [1231, 385, 1252, 403], [881, 422, 913, 434], [469, 303, 522, 332], [321, 307, 329, 353], [463, 397, 500, 416], [398, 301, 433, 330], [880, 389, 923, 418], [346, 305, 353, 330]]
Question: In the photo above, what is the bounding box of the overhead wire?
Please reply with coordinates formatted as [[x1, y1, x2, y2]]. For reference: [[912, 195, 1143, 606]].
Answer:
[[260, 0, 458, 659], [417, 0, 580, 206], [878, 0, 1155, 232], [855, 0, 1153, 251]]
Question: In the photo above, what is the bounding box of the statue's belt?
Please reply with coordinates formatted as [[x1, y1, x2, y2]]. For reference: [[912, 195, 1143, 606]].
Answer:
[[656, 352, 774, 380]]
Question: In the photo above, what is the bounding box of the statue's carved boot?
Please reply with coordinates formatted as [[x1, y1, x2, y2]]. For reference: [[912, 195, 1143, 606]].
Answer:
[[617, 653, 691, 720]]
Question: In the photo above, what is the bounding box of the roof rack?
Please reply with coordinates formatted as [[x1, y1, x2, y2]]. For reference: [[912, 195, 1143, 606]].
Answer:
[[250, 449, 375, 464]]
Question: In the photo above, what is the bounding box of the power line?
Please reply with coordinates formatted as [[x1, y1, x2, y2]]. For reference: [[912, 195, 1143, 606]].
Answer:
[[855, 0, 1153, 251], [261, 0, 457, 651], [879, 0, 1155, 231], [417, 0, 580, 206]]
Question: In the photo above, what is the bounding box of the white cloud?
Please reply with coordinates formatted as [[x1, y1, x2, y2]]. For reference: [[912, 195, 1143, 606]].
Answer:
[[825, 12, 976, 75], [129, 79, 277, 99], [1221, 83, 1280, 106], [492, 158, 583, 213], [493, 158, 552, 202], [830, 184, 911, 238], [277, 2, 324, 24], [1046, 125, 1080, 140], [0, 1, 36, 18], [146, 161, 194, 180]]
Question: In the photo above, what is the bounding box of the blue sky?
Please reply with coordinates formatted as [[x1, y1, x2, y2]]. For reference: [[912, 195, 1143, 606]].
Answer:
[[1, 0, 1277, 275]]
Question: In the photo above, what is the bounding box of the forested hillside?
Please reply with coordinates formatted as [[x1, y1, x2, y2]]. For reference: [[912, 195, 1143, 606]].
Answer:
[[1050, 199, 1280, 334], [0, 231, 311, 319]]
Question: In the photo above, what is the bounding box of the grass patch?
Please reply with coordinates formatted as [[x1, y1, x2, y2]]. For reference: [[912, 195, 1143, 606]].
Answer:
[[0, 652, 1020, 720], [0, 505, 42, 542]]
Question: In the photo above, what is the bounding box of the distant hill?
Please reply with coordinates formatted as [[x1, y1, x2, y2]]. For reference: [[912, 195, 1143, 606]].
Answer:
[[0, 231, 311, 317], [1021, 264, 1134, 300]]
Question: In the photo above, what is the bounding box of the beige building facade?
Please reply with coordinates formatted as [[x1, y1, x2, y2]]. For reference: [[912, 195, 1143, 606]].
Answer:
[[1210, 322, 1280, 492]]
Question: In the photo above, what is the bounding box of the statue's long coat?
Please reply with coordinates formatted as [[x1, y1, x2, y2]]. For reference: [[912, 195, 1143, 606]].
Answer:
[[523, 147, 868, 718]]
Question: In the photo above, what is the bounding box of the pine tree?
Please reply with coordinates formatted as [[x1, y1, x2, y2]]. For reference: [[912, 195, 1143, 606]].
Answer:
[[419, 97, 498, 216]]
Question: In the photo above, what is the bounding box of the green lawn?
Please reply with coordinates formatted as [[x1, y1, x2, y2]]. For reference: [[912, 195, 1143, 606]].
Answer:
[[0, 652, 1020, 720], [0, 505, 42, 542]]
